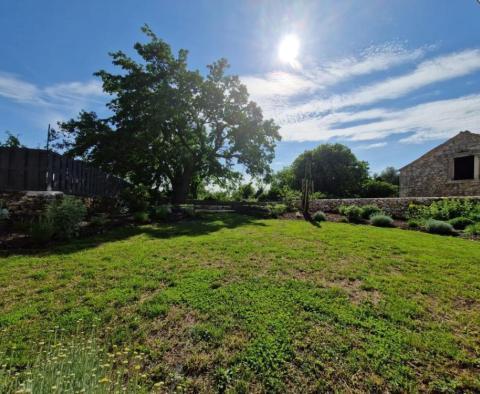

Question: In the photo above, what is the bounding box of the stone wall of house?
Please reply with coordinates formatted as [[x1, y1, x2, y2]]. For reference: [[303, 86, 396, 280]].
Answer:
[[307, 196, 480, 219], [400, 131, 480, 197]]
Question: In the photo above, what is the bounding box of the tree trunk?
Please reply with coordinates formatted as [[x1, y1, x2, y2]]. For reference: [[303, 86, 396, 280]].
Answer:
[[171, 166, 193, 204]]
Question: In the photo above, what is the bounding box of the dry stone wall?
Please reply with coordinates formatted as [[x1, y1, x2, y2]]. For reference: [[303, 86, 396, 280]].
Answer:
[[0, 191, 64, 221], [307, 196, 480, 219], [0, 191, 119, 222]]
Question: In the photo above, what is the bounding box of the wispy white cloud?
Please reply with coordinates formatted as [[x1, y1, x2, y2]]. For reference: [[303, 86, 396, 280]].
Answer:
[[0, 72, 41, 104], [355, 142, 387, 150], [0, 72, 106, 128], [0, 72, 105, 108], [243, 44, 427, 104], [279, 49, 480, 122], [280, 94, 480, 143], [243, 46, 480, 144]]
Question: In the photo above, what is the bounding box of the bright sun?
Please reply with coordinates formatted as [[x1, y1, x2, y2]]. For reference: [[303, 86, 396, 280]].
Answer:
[[278, 34, 300, 67]]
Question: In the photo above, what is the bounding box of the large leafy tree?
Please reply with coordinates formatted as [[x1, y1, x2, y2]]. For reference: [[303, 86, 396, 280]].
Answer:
[[291, 144, 369, 198], [57, 26, 280, 203]]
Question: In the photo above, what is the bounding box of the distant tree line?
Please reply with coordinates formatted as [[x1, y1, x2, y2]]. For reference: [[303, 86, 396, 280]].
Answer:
[[200, 144, 399, 202]]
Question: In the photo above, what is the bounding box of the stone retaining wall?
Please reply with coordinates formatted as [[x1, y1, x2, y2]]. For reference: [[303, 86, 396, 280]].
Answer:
[[307, 196, 480, 219], [0, 191, 64, 221], [0, 191, 119, 222]]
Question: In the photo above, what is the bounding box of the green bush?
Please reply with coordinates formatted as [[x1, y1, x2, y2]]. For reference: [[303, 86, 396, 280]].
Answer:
[[370, 214, 394, 227], [90, 213, 109, 228], [311, 192, 327, 200], [361, 205, 382, 219], [407, 218, 422, 229], [312, 211, 326, 222], [45, 196, 87, 240], [408, 199, 480, 221], [338, 205, 363, 223], [268, 203, 287, 218], [425, 219, 454, 235], [151, 204, 171, 221], [29, 217, 55, 243], [281, 188, 301, 211], [465, 222, 480, 236], [133, 211, 150, 223], [361, 179, 398, 197], [448, 217, 474, 230], [179, 204, 195, 218], [120, 185, 150, 213]]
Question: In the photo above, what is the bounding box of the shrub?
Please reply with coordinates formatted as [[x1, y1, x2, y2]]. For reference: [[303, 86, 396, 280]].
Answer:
[[425, 219, 454, 235], [268, 203, 287, 218], [470, 213, 480, 222], [151, 204, 171, 221], [311, 192, 327, 200], [120, 185, 150, 213], [448, 217, 474, 230], [179, 204, 196, 218], [312, 211, 326, 222], [133, 211, 149, 223], [370, 214, 393, 227], [407, 218, 422, 229], [45, 196, 87, 240], [281, 188, 301, 211], [90, 213, 109, 228], [0, 207, 9, 221], [361, 205, 382, 219], [338, 205, 363, 223], [408, 199, 480, 221], [361, 179, 398, 198], [29, 217, 55, 243], [465, 222, 480, 236]]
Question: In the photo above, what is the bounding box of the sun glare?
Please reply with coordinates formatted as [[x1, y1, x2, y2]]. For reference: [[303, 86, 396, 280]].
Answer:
[[278, 34, 300, 67]]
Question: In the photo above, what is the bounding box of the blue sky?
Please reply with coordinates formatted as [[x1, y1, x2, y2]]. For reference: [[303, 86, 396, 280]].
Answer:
[[1, 0, 479, 174]]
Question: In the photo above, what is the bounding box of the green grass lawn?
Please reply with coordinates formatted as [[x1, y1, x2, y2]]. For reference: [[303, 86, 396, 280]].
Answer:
[[1, 214, 479, 393]]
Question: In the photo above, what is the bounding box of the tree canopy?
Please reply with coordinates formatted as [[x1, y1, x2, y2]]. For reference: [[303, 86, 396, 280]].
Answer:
[[57, 25, 280, 203], [291, 144, 369, 198], [0, 131, 22, 148], [375, 166, 400, 186]]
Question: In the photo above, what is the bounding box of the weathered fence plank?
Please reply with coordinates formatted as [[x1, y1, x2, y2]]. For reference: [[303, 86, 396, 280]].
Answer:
[[0, 147, 127, 197]]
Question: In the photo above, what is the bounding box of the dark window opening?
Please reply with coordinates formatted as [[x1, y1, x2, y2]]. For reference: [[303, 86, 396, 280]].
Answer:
[[454, 155, 475, 180]]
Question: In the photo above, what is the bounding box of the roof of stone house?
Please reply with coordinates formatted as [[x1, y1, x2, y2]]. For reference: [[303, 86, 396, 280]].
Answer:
[[399, 130, 480, 171]]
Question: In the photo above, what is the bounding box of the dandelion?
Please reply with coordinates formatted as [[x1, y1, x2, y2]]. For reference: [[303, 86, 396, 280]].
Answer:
[[99, 377, 111, 384], [134, 365, 141, 371]]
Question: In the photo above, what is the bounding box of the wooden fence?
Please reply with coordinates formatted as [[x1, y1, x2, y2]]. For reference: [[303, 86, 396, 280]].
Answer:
[[0, 147, 128, 197]]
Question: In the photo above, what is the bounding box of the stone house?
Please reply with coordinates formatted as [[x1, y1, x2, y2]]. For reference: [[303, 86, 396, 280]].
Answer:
[[399, 131, 480, 197]]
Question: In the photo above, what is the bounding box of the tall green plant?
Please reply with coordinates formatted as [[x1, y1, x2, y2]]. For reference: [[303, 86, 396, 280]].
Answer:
[[45, 196, 87, 240]]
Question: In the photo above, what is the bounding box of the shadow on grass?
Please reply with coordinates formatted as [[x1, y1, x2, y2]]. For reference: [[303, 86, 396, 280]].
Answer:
[[1, 213, 266, 257]]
